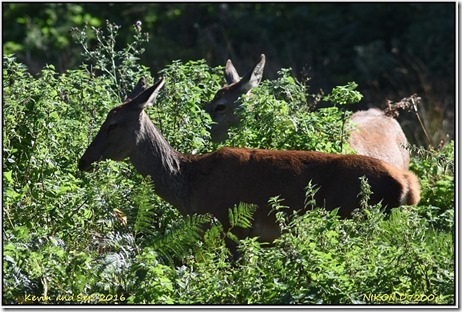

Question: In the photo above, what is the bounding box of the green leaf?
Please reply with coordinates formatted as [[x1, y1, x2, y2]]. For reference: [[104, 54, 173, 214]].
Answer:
[[228, 203, 257, 229], [4, 171, 13, 183]]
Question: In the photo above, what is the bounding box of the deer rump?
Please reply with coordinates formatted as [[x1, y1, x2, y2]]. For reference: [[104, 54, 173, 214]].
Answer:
[[184, 147, 419, 242], [349, 108, 410, 170]]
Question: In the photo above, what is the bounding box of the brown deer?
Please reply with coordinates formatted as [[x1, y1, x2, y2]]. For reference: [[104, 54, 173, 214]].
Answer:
[[205, 54, 266, 143], [206, 54, 410, 170], [78, 77, 420, 243]]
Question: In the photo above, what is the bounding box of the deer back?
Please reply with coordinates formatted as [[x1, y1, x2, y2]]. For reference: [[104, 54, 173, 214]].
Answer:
[[184, 147, 420, 242], [349, 108, 410, 170]]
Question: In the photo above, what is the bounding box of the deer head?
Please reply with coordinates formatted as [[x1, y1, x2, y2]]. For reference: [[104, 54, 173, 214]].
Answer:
[[206, 54, 266, 142], [78, 77, 166, 172]]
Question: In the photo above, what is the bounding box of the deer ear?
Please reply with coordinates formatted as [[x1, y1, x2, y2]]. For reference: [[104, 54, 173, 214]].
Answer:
[[127, 77, 166, 110], [224, 59, 240, 85], [238, 54, 265, 92], [124, 77, 147, 103]]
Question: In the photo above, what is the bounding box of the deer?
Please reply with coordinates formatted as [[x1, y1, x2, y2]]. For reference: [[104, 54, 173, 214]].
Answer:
[[78, 77, 420, 245], [348, 108, 410, 170], [205, 54, 266, 143], [205, 54, 410, 170]]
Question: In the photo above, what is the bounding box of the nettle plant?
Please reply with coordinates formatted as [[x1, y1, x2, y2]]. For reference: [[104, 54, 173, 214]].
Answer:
[[155, 59, 222, 154], [224, 68, 356, 153]]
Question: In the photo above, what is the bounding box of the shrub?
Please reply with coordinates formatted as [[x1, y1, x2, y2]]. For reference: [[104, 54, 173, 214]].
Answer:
[[224, 69, 355, 154]]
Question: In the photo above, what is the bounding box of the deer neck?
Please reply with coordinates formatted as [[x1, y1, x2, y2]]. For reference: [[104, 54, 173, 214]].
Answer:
[[130, 113, 187, 212]]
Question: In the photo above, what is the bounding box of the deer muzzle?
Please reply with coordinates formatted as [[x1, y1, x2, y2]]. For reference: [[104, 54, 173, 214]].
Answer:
[[78, 157, 94, 172]]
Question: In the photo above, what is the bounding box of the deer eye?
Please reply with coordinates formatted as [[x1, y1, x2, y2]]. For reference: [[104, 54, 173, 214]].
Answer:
[[215, 104, 226, 112], [107, 123, 118, 132]]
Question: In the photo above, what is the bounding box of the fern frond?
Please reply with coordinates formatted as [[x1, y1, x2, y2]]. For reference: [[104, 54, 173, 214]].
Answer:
[[226, 232, 240, 244], [150, 214, 211, 263], [102, 232, 137, 254], [4, 255, 33, 292], [228, 203, 257, 229], [133, 178, 157, 236]]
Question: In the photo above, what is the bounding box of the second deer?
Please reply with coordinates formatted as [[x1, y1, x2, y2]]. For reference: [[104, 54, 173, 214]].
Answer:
[[206, 54, 410, 170]]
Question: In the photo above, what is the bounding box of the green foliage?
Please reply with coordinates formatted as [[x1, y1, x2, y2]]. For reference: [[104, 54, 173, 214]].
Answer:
[[228, 203, 256, 230], [156, 59, 220, 153], [357, 176, 373, 210], [2, 19, 454, 305], [410, 142, 454, 210], [70, 20, 151, 101], [408, 142, 454, 232], [3, 3, 101, 69], [224, 68, 351, 153], [149, 214, 211, 264], [171, 207, 453, 304], [127, 248, 175, 304], [324, 81, 363, 106]]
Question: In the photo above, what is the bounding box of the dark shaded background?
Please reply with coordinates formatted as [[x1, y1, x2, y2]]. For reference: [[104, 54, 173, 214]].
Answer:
[[3, 2, 456, 147]]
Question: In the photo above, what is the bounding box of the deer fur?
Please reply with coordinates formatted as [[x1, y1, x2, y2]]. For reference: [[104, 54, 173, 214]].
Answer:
[[349, 108, 410, 170], [205, 54, 265, 143], [79, 77, 420, 243], [206, 54, 410, 170]]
